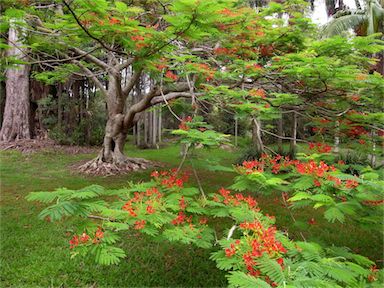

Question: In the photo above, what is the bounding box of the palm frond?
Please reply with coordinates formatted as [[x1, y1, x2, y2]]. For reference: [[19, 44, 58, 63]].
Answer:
[[321, 14, 367, 38]]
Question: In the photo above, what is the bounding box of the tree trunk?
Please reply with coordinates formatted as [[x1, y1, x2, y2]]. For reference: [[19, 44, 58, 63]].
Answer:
[[57, 83, 63, 128], [78, 73, 152, 175], [158, 106, 162, 143], [252, 117, 264, 155], [277, 113, 283, 154], [234, 116, 238, 146], [0, 24, 31, 142], [289, 111, 297, 158], [334, 120, 340, 153]]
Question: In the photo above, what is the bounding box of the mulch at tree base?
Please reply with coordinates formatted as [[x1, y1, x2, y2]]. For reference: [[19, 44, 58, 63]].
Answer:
[[0, 139, 99, 155]]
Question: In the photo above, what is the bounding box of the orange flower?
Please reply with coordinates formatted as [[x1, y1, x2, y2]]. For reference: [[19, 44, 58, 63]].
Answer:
[[355, 74, 367, 80]]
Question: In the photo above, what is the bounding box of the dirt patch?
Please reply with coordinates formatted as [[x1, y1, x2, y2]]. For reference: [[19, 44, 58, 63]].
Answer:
[[0, 139, 99, 155]]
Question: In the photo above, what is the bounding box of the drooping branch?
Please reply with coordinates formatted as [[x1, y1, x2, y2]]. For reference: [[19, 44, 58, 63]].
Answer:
[[75, 60, 107, 97], [123, 84, 193, 128], [70, 47, 111, 71], [150, 91, 196, 105]]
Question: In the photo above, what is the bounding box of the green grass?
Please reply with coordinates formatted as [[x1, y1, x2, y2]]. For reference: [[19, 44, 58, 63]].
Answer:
[[1, 143, 382, 287]]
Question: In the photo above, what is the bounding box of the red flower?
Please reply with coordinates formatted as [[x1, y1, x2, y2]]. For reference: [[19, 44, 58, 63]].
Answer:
[[165, 70, 178, 81], [171, 211, 186, 225], [250, 88, 266, 98], [146, 205, 155, 214], [151, 170, 159, 178], [179, 196, 186, 210], [345, 179, 359, 189], [80, 233, 90, 243], [276, 257, 284, 268], [109, 17, 121, 25], [199, 217, 208, 225], [219, 187, 231, 197], [314, 179, 321, 187], [225, 243, 236, 257], [95, 227, 104, 239], [69, 235, 79, 249], [308, 218, 316, 225], [134, 220, 146, 230]]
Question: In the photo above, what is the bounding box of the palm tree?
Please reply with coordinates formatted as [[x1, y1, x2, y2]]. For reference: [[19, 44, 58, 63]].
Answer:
[[321, 0, 384, 37]]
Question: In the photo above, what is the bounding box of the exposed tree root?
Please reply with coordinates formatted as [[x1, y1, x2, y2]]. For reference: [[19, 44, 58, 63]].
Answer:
[[76, 155, 156, 176]]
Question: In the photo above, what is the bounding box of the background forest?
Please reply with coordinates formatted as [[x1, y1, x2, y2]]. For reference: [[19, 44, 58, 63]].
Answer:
[[0, 0, 383, 287]]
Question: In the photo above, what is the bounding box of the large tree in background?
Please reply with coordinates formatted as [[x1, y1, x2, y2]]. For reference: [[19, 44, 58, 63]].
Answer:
[[8, 0, 230, 174], [0, 20, 31, 141]]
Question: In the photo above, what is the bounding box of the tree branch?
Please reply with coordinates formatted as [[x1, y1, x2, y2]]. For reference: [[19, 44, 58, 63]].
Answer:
[[62, 0, 129, 56], [70, 47, 111, 71], [74, 60, 107, 97]]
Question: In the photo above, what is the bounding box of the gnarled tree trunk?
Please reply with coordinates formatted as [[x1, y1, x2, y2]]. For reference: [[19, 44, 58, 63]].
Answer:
[[78, 72, 152, 175], [0, 24, 31, 142]]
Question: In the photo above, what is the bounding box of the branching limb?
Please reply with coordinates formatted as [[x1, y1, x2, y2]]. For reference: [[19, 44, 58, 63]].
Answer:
[[74, 60, 107, 97]]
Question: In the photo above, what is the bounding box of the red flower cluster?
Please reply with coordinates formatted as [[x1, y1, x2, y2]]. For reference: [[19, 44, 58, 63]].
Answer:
[[69, 235, 79, 249], [165, 70, 178, 81], [249, 88, 266, 99], [190, 63, 216, 81], [242, 160, 264, 173], [295, 160, 335, 178], [171, 211, 192, 225], [308, 142, 332, 153], [179, 196, 187, 210], [347, 125, 368, 137], [345, 179, 359, 189], [178, 116, 193, 131], [363, 200, 384, 206], [69, 227, 104, 249], [238, 155, 360, 191], [225, 241, 240, 257], [151, 169, 190, 189], [146, 205, 155, 214], [236, 220, 286, 284], [134, 220, 146, 230], [122, 187, 162, 216], [215, 187, 259, 210], [245, 63, 263, 71]]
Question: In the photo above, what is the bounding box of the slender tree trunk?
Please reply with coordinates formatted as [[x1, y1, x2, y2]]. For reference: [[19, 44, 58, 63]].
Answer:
[[57, 83, 63, 128], [158, 106, 162, 143], [152, 110, 156, 147], [334, 120, 340, 153], [277, 113, 283, 154], [234, 116, 238, 146], [144, 111, 148, 146], [289, 111, 297, 157], [0, 23, 31, 141], [252, 117, 264, 155]]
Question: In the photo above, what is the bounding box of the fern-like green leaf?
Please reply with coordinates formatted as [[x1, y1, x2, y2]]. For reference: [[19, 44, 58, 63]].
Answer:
[[93, 245, 126, 265], [256, 257, 285, 285], [226, 271, 271, 288]]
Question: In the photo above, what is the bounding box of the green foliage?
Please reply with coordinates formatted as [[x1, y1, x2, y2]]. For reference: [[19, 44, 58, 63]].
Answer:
[[27, 164, 379, 287], [172, 116, 230, 148], [227, 271, 272, 288]]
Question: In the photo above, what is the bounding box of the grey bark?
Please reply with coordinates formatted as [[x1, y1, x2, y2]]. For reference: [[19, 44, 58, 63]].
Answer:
[[289, 111, 297, 157], [0, 23, 31, 141], [277, 114, 283, 154], [252, 117, 264, 154]]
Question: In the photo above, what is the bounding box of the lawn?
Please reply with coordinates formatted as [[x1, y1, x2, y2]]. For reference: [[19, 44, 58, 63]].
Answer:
[[1, 142, 382, 287]]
